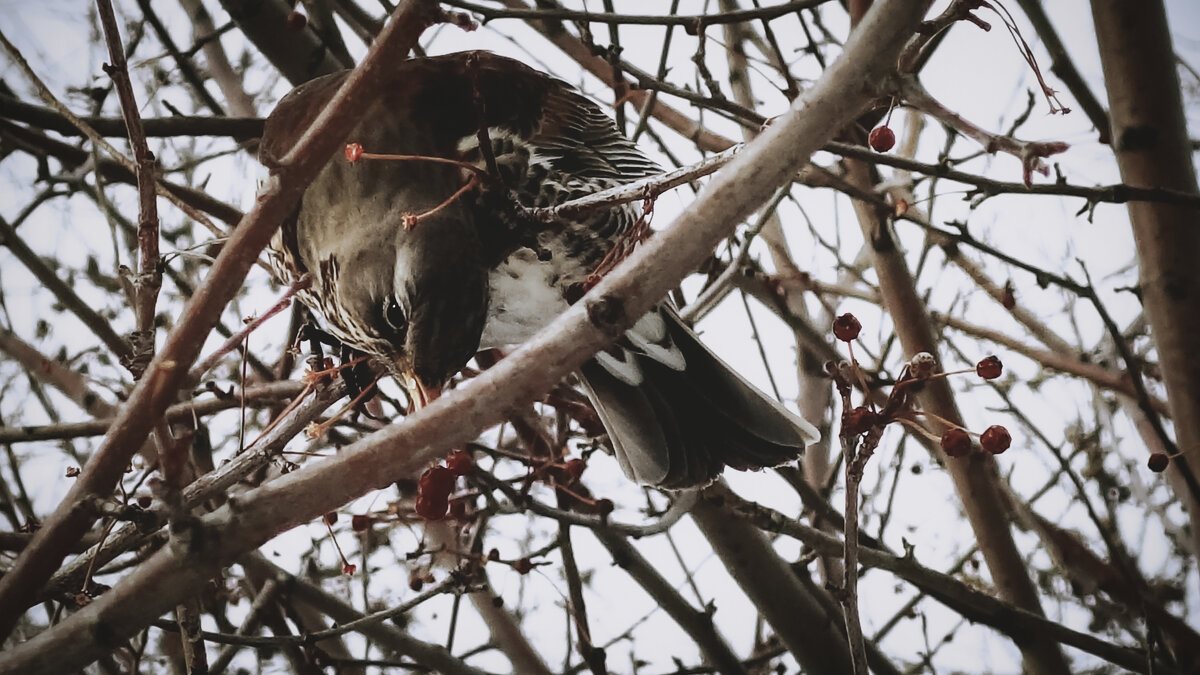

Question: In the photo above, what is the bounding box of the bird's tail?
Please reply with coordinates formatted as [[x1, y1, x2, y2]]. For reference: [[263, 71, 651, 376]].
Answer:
[[579, 310, 819, 489]]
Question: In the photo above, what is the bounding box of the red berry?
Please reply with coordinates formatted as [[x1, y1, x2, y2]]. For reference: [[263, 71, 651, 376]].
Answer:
[[1147, 453, 1169, 473], [342, 563, 357, 575], [136, 495, 152, 509], [976, 355, 1003, 380], [941, 428, 971, 458], [415, 494, 449, 520], [980, 425, 1012, 454], [344, 143, 364, 163], [869, 125, 896, 152], [418, 466, 455, 499], [445, 450, 474, 476], [351, 514, 371, 531], [833, 313, 862, 342], [842, 406, 877, 437], [416, 466, 455, 520]]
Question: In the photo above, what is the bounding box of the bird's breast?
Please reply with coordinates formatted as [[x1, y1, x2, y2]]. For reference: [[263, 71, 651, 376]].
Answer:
[[479, 247, 572, 349]]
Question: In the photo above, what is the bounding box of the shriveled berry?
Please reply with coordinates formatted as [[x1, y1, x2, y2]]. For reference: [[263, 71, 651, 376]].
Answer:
[[136, 495, 152, 509], [833, 313, 862, 342], [842, 406, 877, 437], [285, 10, 307, 31], [976, 355, 1003, 380], [512, 557, 533, 575], [869, 125, 896, 152], [909, 352, 937, 379], [980, 425, 1012, 454], [445, 450, 474, 476], [323, 511, 338, 526], [344, 143, 364, 163], [351, 514, 372, 531], [563, 458, 587, 483], [1000, 287, 1016, 310], [448, 498, 467, 521], [342, 563, 357, 575], [1147, 453, 1169, 473], [941, 427, 971, 458], [488, 548, 501, 562]]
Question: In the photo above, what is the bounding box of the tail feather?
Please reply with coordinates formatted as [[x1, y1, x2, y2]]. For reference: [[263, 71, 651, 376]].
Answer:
[[580, 310, 819, 489]]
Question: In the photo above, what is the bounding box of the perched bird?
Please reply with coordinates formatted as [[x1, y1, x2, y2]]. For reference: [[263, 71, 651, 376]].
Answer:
[[260, 51, 818, 488]]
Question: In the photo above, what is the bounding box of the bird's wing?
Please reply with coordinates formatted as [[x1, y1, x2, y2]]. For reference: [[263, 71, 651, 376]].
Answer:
[[583, 307, 819, 488]]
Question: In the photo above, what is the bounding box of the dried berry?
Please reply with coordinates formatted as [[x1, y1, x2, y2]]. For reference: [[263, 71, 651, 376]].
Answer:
[[868, 125, 896, 152], [1001, 287, 1016, 310], [909, 352, 937, 379], [563, 458, 587, 483], [833, 313, 862, 342], [941, 428, 971, 458], [976, 355, 1003, 380], [1147, 453, 1169, 473], [323, 511, 338, 526], [980, 425, 1012, 454], [512, 557, 533, 575], [351, 514, 371, 531], [285, 10, 307, 31], [345, 143, 364, 163], [842, 406, 877, 437]]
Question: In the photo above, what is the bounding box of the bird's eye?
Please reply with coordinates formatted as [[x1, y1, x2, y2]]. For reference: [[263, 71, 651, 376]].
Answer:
[[384, 298, 407, 337]]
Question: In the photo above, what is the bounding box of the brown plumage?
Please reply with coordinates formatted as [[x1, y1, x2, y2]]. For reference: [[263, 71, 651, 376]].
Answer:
[[260, 51, 818, 487]]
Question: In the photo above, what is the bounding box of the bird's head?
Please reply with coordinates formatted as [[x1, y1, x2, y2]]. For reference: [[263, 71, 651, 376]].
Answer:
[[285, 113, 491, 407], [379, 213, 489, 405]]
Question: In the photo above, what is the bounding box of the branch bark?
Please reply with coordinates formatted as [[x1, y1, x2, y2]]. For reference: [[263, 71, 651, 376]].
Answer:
[[1091, 0, 1200, 560]]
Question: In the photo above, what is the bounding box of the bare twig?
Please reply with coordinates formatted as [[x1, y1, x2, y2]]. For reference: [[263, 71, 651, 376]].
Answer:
[[96, 0, 163, 377]]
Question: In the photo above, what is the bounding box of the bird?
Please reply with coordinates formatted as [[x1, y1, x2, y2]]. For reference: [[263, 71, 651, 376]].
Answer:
[[259, 51, 819, 488]]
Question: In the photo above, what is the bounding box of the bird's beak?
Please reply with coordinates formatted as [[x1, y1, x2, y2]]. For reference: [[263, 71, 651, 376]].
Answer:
[[401, 370, 443, 409]]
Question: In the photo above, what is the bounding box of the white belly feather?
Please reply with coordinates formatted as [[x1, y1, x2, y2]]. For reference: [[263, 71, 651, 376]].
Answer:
[[479, 248, 570, 349]]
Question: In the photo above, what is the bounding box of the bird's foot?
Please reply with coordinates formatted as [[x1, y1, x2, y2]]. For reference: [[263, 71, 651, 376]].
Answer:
[[582, 198, 655, 292]]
